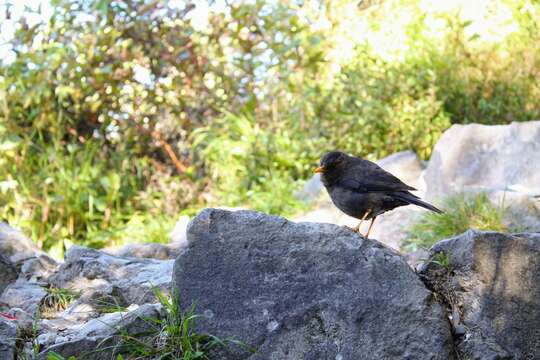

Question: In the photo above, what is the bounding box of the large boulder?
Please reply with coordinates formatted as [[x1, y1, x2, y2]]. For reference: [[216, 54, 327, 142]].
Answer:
[[295, 150, 427, 249], [424, 121, 540, 200], [419, 230, 540, 359], [173, 209, 455, 359]]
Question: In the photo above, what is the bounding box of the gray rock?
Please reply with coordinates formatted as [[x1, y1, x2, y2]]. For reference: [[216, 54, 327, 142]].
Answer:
[[424, 121, 540, 200], [49, 246, 174, 305], [19, 254, 59, 283], [0, 317, 17, 360], [0, 222, 41, 263], [0, 282, 47, 315], [173, 209, 455, 360], [295, 151, 427, 249], [404, 249, 429, 270], [5, 307, 34, 336], [0, 254, 17, 297], [108, 242, 179, 260], [38, 303, 162, 360], [419, 230, 540, 359]]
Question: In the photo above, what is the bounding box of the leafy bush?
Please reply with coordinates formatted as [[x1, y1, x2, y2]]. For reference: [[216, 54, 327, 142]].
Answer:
[[0, 135, 183, 256], [191, 111, 314, 216], [403, 192, 509, 251]]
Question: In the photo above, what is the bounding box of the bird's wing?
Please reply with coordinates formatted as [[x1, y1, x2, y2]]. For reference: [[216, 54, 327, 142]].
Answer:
[[340, 160, 417, 193]]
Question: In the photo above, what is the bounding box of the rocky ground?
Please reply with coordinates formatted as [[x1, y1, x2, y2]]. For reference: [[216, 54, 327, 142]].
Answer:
[[1, 121, 539, 359]]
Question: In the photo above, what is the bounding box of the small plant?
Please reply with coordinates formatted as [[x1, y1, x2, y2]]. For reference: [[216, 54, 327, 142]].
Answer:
[[116, 288, 255, 359], [430, 252, 451, 270], [404, 192, 508, 251], [40, 286, 81, 317], [47, 352, 78, 360]]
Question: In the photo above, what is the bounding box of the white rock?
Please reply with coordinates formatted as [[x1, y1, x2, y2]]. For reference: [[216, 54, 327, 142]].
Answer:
[[424, 121, 540, 200]]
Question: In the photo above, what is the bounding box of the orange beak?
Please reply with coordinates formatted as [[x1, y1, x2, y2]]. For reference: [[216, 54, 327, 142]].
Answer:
[[313, 166, 325, 173]]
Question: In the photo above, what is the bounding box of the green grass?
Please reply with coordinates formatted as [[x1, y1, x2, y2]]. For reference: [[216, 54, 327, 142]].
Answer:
[[403, 192, 509, 251], [40, 286, 81, 317], [94, 296, 129, 314], [116, 288, 255, 360], [430, 252, 451, 270], [47, 353, 78, 360]]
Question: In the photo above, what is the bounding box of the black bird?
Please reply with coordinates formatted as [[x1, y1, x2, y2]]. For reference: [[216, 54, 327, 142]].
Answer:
[[314, 151, 442, 238]]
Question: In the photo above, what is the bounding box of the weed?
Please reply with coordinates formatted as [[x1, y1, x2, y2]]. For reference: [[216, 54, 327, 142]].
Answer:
[[40, 286, 81, 317], [47, 352, 78, 360], [430, 252, 451, 270], [115, 288, 256, 359]]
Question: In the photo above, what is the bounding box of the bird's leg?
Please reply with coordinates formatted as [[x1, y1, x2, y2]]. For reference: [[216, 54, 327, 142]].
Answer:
[[347, 210, 371, 233], [365, 216, 377, 238]]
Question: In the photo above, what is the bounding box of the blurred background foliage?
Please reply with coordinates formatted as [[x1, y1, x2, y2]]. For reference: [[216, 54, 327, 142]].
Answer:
[[0, 0, 538, 256]]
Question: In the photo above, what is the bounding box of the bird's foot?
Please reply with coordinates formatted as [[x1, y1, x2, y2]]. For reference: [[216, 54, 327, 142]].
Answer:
[[344, 225, 368, 238]]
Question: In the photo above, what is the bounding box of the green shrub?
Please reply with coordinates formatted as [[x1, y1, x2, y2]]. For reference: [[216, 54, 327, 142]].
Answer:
[[191, 111, 312, 216], [403, 192, 509, 251], [0, 134, 183, 256]]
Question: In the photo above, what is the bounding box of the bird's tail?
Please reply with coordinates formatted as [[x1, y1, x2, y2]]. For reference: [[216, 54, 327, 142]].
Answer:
[[394, 192, 443, 214]]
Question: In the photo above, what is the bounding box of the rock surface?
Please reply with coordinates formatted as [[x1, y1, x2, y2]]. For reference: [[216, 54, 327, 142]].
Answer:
[[108, 242, 180, 260], [295, 150, 427, 249], [0, 232, 177, 359], [424, 121, 540, 199], [173, 209, 455, 360], [0, 222, 42, 263], [0, 254, 17, 296], [37, 303, 163, 360], [49, 246, 174, 306], [0, 317, 16, 360], [420, 230, 540, 360], [19, 254, 59, 283], [0, 282, 47, 315]]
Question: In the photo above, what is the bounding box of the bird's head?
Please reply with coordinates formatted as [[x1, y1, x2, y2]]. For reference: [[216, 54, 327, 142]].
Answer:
[[314, 151, 348, 176]]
